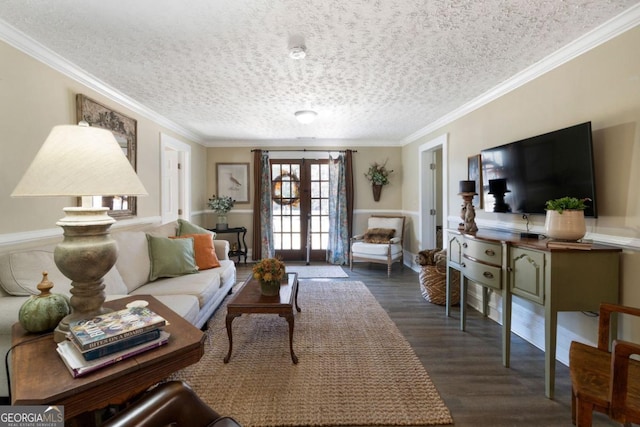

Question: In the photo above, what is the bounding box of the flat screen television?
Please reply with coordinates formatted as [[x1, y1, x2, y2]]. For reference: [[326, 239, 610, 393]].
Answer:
[[480, 122, 597, 217]]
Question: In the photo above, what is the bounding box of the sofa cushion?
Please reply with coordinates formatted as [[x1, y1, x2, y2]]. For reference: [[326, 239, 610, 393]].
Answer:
[[105, 294, 200, 326], [147, 235, 198, 282], [113, 231, 152, 293], [0, 296, 29, 334], [0, 247, 128, 296], [146, 221, 179, 238], [178, 219, 216, 238], [363, 228, 396, 243], [131, 268, 220, 309], [152, 295, 200, 325], [216, 260, 236, 287], [171, 234, 220, 270]]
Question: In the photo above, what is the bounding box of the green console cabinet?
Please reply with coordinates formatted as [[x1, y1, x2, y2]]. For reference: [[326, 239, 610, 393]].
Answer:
[[446, 229, 621, 399]]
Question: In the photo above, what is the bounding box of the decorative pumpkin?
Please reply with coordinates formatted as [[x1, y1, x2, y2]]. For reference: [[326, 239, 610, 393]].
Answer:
[[18, 272, 70, 333]]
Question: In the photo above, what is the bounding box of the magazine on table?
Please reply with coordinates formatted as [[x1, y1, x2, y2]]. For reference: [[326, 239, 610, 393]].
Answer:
[[57, 331, 170, 378], [69, 306, 167, 351], [70, 328, 162, 361]]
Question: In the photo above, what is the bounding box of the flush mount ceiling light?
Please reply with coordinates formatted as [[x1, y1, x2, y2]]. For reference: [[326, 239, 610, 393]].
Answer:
[[289, 45, 307, 59], [295, 110, 317, 124]]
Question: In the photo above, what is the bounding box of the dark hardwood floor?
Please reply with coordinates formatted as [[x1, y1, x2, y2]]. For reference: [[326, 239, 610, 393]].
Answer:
[[236, 261, 618, 426]]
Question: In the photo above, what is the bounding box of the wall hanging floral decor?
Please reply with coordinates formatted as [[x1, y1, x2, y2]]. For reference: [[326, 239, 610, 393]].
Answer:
[[364, 160, 393, 201]]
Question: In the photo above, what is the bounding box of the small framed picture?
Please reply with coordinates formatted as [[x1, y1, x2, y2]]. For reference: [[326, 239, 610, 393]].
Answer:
[[216, 163, 250, 203], [467, 155, 483, 209]]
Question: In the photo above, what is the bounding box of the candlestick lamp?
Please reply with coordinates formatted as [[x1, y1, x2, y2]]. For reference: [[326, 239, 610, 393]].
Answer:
[[458, 180, 478, 233]]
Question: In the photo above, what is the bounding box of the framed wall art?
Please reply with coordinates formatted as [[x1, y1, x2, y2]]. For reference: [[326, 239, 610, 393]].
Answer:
[[76, 94, 138, 219], [216, 163, 250, 203], [467, 154, 483, 209]]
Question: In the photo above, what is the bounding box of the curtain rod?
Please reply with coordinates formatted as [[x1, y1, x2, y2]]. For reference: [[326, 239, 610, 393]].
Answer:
[[251, 149, 356, 153]]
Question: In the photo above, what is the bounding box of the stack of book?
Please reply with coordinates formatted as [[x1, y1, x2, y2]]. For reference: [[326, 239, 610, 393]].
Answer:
[[56, 305, 169, 377]]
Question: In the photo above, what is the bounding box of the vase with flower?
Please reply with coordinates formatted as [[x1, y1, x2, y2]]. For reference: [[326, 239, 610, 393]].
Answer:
[[252, 258, 286, 296], [364, 160, 393, 201], [207, 195, 235, 230]]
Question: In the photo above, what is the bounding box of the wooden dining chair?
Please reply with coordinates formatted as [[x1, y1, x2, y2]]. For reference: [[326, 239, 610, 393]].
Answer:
[[569, 303, 640, 427]]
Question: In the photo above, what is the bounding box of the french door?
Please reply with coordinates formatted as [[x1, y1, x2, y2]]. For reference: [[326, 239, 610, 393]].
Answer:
[[271, 159, 330, 262]]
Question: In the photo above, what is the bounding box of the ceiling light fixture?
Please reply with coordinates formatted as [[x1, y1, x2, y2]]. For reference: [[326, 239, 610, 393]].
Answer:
[[289, 45, 307, 60], [295, 110, 317, 124]]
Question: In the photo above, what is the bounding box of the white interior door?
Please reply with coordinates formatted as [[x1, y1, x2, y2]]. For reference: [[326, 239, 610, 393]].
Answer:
[[163, 149, 180, 222], [160, 133, 191, 223], [420, 134, 448, 250]]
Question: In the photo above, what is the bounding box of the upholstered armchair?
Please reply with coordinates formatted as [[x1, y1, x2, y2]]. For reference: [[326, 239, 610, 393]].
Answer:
[[349, 215, 405, 277]]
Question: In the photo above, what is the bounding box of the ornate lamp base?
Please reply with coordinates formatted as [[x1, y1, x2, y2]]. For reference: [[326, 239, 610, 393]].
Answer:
[[53, 207, 116, 342]]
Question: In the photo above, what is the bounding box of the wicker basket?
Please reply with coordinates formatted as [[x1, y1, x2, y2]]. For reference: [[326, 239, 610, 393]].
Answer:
[[419, 250, 460, 306]]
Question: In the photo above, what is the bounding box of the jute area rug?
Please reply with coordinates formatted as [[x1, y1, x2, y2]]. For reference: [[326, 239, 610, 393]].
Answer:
[[285, 265, 349, 278], [170, 281, 453, 427]]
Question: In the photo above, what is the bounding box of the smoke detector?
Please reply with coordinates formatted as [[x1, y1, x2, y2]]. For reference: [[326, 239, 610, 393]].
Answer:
[[289, 45, 307, 59]]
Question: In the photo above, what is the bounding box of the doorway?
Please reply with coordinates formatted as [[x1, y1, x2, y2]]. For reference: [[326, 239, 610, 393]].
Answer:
[[160, 133, 191, 224], [419, 134, 448, 250], [271, 159, 330, 262]]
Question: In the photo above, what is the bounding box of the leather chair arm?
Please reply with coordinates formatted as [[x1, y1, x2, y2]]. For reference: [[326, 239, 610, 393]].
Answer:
[[102, 381, 221, 427]]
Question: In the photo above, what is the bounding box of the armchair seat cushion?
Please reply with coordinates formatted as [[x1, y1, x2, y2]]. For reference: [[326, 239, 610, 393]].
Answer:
[[352, 242, 403, 257]]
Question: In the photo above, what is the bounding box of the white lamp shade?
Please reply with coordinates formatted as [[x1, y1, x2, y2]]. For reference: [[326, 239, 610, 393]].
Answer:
[[12, 124, 148, 197]]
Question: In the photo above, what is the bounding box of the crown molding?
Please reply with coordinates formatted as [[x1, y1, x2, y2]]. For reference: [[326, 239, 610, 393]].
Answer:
[[402, 4, 640, 145], [0, 19, 206, 145], [202, 138, 402, 148]]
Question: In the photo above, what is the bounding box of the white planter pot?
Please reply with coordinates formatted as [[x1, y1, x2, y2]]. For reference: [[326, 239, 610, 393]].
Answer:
[[544, 210, 586, 241]]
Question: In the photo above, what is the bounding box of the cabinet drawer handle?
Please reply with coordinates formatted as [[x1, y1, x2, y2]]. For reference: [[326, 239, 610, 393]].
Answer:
[[461, 263, 466, 268], [485, 249, 495, 256], [463, 243, 468, 248], [483, 271, 494, 279]]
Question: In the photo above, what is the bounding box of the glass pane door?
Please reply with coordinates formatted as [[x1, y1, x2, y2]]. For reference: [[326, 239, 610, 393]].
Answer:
[[271, 160, 329, 261]]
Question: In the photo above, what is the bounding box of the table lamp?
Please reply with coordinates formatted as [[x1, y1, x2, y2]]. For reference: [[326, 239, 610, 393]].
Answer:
[[12, 122, 148, 342]]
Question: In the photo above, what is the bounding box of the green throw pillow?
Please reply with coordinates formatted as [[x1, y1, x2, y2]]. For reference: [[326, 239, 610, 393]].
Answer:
[[146, 234, 198, 282], [177, 219, 216, 239]]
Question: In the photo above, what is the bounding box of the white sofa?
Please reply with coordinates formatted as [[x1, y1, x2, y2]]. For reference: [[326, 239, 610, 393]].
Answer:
[[0, 219, 236, 399]]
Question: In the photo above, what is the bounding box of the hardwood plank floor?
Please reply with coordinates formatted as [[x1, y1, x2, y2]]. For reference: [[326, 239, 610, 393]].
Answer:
[[236, 261, 618, 426]]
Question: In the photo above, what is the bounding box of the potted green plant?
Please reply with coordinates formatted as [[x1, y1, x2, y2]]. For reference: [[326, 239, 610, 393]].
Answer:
[[544, 197, 590, 240], [207, 195, 235, 230], [364, 160, 393, 201]]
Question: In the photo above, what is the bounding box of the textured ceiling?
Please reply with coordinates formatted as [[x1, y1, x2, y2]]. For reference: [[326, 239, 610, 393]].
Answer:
[[0, 1, 638, 145]]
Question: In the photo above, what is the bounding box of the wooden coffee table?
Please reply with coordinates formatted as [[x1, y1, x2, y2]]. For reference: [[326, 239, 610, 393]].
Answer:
[[224, 272, 300, 364], [11, 295, 205, 423]]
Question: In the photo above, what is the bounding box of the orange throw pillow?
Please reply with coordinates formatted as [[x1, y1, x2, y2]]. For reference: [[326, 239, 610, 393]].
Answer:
[[171, 233, 220, 270]]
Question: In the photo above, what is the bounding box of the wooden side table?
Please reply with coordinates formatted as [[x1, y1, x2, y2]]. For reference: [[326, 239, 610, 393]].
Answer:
[[10, 295, 205, 423], [224, 273, 300, 364], [210, 226, 248, 264]]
